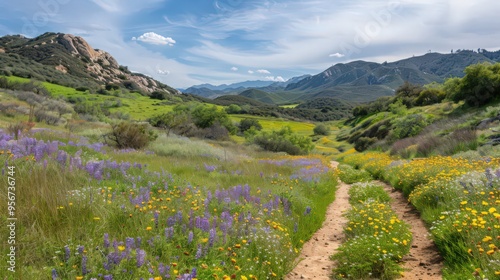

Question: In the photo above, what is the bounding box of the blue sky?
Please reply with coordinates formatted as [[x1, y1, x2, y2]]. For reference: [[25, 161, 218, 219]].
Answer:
[[1, 0, 500, 88]]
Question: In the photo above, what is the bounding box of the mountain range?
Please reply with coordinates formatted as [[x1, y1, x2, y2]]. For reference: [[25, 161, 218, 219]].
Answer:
[[1, 32, 500, 104], [186, 49, 500, 103]]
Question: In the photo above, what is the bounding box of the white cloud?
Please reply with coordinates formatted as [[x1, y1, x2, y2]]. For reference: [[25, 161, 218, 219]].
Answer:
[[248, 70, 254, 74], [329, 53, 345, 58], [265, 76, 285, 82], [231, 67, 238, 71], [157, 68, 170, 75], [257, 69, 271, 74], [132, 32, 176, 46]]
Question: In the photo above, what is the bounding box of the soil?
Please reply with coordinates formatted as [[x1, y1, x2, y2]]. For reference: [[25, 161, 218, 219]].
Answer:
[[285, 161, 443, 280]]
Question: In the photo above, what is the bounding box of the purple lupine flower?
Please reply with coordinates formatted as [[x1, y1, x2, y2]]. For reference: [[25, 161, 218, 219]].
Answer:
[[51, 268, 58, 279], [191, 268, 197, 278], [136, 237, 142, 248], [195, 244, 202, 259], [208, 228, 216, 247], [56, 150, 68, 165], [188, 231, 193, 244], [304, 206, 312, 215], [147, 237, 155, 247], [126, 237, 135, 251], [179, 274, 192, 280], [64, 245, 70, 262], [154, 211, 159, 228], [136, 249, 146, 267], [104, 233, 110, 248], [204, 163, 217, 172], [103, 275, 113, 280], [82, 255, 88, 275], [77, 245, 85, 255], [165, 227, 174, 239]]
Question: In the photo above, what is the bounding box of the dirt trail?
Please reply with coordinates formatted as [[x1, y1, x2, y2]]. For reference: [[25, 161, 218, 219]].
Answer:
[[285, 161, 350, 280], [285, 162, 443, 280], [377, 181, 443, 280]]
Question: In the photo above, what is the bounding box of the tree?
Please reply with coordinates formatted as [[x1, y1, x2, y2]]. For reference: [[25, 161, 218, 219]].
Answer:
[[448, 63, 500, 106], [149, 111, 190, 136]]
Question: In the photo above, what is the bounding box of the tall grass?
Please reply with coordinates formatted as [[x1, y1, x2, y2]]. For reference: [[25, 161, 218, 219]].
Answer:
[[0, 130, 338, 279]]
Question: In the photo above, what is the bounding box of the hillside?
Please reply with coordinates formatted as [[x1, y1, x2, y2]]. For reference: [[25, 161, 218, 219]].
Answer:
[[185, 50, 500, 104], [286, 50, 500, 100], [0, 32, 179, 95]]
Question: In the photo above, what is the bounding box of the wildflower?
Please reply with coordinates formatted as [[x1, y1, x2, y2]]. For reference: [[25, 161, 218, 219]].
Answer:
[[81, 255, 88, 275], [51, 268, 58, 280], [136, 249, 146, 267]]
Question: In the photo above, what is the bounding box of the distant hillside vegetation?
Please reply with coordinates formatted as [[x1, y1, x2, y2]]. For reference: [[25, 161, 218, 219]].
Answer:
[[213, 95, 269, 107]]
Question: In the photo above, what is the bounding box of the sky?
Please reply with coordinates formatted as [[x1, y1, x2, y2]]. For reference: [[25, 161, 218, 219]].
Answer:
[[1, 0, 500, 88]]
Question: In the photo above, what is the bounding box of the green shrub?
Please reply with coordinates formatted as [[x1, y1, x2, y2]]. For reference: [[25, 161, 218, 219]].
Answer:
[[105, 121, 157, 149], [313, 124, 330, 136], [252, 126, 314, 155], [390, 114, 429, 140], [239, 118, 263, 133]]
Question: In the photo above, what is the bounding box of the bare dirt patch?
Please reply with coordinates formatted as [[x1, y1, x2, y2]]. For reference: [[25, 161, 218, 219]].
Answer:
[[285, 162, 351, 280], [378, 181, 443, 280]]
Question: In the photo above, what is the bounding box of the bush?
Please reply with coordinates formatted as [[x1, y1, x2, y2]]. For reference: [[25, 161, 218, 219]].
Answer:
[[225, 104, 242, 114], [313, 124, 330, 136], [105, 121, 158, 149], [252, 126, 314, 155], [354, 137, 377, 152], [239, 118, 262, 133], [390, 114, 429, 140], [34, 110, 60, 125]]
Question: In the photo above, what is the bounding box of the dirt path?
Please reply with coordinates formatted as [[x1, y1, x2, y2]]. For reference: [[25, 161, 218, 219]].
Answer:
[[285, 161, 351, 280], [378, 181, 443, 280], [285, 162, 443, 280]]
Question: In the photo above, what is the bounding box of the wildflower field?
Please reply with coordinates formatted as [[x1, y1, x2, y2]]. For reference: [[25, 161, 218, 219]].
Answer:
[[0, 129, 337, 280], [343, 152, 500, 279]]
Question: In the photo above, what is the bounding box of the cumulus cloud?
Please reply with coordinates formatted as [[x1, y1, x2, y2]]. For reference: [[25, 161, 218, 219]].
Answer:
[[231, 67, 238, 71], [329, 53, 345, 58], [248, 70, 254, 74], [265, 76, 285, 82], [257, 69, 271, 74], [132, 32, 176, 46]]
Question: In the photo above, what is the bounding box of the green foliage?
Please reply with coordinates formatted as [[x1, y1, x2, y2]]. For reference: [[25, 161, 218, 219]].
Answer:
[[192, 104, 233, 130], [395, 81, 424, 108], [348, 182, 391, 204], [390, 114, 429, 140], [251, 126, 315, 155], [335, 164, 372, 184], [239, 118, 262, 133], [313, 124, 330, 136], [447, 63, 500, 106], [225, 104, 242, 114], [105, 121, 158, 149], [415, 88, 446, 106], [388, 98, 407, 116]]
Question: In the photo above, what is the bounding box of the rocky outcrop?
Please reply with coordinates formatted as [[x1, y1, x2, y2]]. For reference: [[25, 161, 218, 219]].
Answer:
[[0, 32, 179, 95]]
